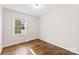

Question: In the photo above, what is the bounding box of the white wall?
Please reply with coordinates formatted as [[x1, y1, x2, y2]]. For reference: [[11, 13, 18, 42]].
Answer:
[[39, 5, 79, 53], [0, 5, 3, 53], [2, 5, 79, 54], [3, 8, 39, 47]]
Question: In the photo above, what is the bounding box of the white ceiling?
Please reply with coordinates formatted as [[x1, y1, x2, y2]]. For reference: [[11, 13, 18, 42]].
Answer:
[[2, 4, 65, 17]]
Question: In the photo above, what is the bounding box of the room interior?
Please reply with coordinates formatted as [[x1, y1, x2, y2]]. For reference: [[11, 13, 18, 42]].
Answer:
[[0, 4, 79, 55]]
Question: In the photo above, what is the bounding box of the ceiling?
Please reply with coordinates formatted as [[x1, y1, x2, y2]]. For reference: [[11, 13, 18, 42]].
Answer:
[[2, 4, 65, 17]]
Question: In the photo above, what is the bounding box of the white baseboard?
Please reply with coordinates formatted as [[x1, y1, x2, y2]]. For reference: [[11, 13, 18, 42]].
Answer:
[[41, 39, 79, 54], [3, 38, 38, 48]]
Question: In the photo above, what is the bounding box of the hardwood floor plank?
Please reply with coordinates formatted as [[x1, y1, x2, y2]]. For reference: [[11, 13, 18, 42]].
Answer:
[[1, 39, 78, 55]]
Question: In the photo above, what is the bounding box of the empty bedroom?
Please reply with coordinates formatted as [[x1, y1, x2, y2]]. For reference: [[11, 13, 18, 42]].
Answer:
[[0, 4, 79, 55]]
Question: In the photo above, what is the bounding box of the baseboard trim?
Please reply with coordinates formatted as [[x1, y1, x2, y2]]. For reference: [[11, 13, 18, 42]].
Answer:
[[3, 38, 39, 48], [40, 39, 79, 54]]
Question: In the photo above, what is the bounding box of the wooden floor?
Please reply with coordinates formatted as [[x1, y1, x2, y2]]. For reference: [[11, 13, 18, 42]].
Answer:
[[1, 39, 77, 55]]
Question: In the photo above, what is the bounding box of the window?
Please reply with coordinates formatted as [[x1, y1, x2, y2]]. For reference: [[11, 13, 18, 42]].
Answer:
[[13, 18, 27, 35]]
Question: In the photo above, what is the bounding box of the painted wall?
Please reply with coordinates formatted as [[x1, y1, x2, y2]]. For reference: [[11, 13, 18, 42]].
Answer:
[[39, 5, 79, 53], [3, 8, 39, 47], [2, 5, 79, 54], [0, 5, 3, 53]]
